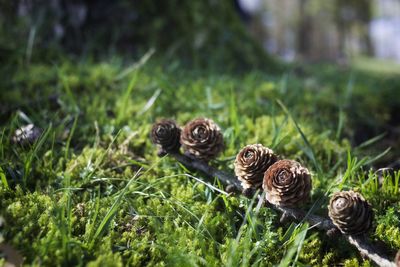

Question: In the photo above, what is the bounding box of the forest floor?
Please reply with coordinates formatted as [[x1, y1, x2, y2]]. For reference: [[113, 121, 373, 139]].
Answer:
[[1, 53, 400, 266]]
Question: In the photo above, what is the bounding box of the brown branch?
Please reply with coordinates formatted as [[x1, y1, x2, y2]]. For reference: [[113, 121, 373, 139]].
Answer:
[[271, 205, 335, 230], [170, 152, 242, 189], [168, 151, 396, 267], [347, 236, 396, 267]]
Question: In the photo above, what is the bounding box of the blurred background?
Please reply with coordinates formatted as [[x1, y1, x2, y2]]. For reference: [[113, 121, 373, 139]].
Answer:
[[239, 0, 400, 63], [1, 0, 400, 69]]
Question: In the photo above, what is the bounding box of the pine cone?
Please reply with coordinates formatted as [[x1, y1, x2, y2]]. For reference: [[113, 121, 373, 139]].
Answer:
[[150, 119, 181, 154], [180, 118, 224, 161], [234, 144, 278, 190], [12, 124, 42, 146], [262, 160, 312, 207], [328, 191, 373, 235], [395, 251, 400, 267]]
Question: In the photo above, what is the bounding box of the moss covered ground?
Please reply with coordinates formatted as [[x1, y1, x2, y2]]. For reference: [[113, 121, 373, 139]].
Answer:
[[1, 54, 400, 266]]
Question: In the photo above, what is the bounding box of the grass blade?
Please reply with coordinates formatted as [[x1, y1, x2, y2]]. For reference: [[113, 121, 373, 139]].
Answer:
[[277, 100, 322, 174], [116, 71, 138, 124], [279, 223, 309, 267], [90, 168, 142, 248], [22, 124, 52, 188], [0, 166, 9, 189], [138, 88, 162, 115], [64, 115, 78, 160], [355, 132, 386, 150], [115, 48, 155, 81]]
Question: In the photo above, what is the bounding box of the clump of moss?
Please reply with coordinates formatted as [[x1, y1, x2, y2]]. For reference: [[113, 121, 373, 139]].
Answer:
[[2, 186, 55, 262], [375, 205, 400, 250], [86, 237, 124, 267], [299, 234, 323, 266], [321, 252, 336, 266], [343, 258, 372, 267]]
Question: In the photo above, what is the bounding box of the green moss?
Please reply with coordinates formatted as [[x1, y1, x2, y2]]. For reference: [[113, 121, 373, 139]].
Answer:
[[375, 205, 400, 250], [322, 252, 336, 266], [343, 258, 372, 267], [87, 252, 124, 267], [344, 258, 360, 267], [299, 235, 323, 266], [3, 188, 56, 262], [87, 237, 124, 267]]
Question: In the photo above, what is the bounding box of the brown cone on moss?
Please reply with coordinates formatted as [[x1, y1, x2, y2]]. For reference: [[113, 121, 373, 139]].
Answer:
[[395, 251, 400, 267], [263, 159, 312, 207], [234, 144, 278, 190], [328, 191, 373, 235], [180, 118, 224, 161], [151, 119, 181, 155]]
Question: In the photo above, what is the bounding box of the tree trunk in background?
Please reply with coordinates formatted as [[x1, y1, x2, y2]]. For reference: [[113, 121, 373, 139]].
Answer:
[[334, 0, 374, 57], [359, 0, 374, 55], [297, 0, 311, 59]]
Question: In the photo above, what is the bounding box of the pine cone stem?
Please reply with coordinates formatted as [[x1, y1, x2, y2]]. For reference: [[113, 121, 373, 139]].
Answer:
[[348, 236, 396, 267], [170, 152, 242, 190]]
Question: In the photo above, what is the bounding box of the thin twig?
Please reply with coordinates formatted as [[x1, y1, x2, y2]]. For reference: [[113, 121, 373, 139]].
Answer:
[[271, 205, 335, 230], [171, 152, 242, 189], [168, 151, 396, 267], [347, 236, 396, 267]]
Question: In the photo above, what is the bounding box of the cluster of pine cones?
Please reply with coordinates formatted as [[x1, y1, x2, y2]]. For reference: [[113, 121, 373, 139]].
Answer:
[[151, 118, 374, 236], [151, 118, 223, 159]]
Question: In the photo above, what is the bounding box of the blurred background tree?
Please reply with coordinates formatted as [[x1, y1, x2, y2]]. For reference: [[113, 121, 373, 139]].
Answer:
[[239, 0, 400, 63], [0, 0, 278, 71]]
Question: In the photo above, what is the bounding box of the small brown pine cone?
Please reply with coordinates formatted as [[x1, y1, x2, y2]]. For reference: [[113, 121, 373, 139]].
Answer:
[[395, 251, 400, 267], [150, 119, 181, 153], [180, 118, 224, 161], [12, 124, 42, 146], [328, 191, 373, 235], [262, 160, 312, 207], [234, 144, 278, 190]]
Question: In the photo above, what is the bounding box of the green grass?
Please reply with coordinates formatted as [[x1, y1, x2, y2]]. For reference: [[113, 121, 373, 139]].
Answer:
[[0, 54, 400, 266], [352, 57, 400, 76]]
